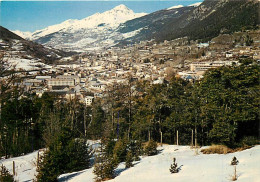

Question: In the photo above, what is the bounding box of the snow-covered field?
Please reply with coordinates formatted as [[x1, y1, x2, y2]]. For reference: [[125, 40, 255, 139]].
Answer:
[[1, 145, 259, 182], [7, 58, 52, 71], [0, 150, 40, 182]]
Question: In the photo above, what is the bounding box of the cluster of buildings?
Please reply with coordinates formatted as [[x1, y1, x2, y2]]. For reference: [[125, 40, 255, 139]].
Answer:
[[18, 31, 260, 105]]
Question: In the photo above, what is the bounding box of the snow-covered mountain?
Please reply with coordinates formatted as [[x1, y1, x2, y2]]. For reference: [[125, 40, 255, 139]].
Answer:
[[13, 0, 255, 52], [0, 26, 73, 71], [21, 4, 147, 52], [13, 3, 204, 52]]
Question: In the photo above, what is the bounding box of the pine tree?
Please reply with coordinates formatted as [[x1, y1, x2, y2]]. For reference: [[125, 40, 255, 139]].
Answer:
[[125, 151, 134, 168], [36, 128, 92, 182], [144, 140, 157, 156], [103, 135, 116, 157], [0, 165, 14, 182], [169, 157, 179, 173], [66, 139, 93, 171], [93, 154, 118, 182], [128, 140, 142, 161], [113, 139, 127, 163]]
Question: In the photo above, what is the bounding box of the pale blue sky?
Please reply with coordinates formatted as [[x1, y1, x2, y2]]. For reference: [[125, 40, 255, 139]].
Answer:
[[0, 1, 201, 32]]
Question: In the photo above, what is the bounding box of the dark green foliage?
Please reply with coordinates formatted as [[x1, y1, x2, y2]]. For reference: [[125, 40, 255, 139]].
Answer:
[[198, 64, 259, 146], [239, 58, 253, 65], [0, 91, 91, 158], [131, 64, 258, 147], [240, 136, 259, 147], [231, 156, 239, 166], [66, 139, 93, 171], [169, 157, 179, 173], [125, 151, 134, 168], [87, 101, 105, 139], [93, 154, 118, 182], [0, 165, 14, 182], [0, 93, 49, 158], [103, 137, 116, 157], [36, 128, 92, 182], [144, 140, 158, 156], [245, 35, 254, 46]]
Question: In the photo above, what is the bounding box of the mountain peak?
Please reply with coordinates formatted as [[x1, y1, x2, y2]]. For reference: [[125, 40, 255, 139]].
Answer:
[[112, 4, 130, 11]]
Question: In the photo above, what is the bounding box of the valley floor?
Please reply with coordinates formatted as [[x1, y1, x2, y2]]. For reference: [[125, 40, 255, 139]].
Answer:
[[1, 145, 260, 182]]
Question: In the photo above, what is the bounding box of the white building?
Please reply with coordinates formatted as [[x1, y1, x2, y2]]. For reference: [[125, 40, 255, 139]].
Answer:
[[47, 78, 75, 88], [85, 96, 94, 106], [56, 75, 80, 84], [190, 61, 239, 72]]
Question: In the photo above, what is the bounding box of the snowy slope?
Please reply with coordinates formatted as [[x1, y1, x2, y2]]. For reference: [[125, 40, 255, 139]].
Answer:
[[59, 145, 260, 182], [1, 145, 260, 182], [7, 57, 52, 71]]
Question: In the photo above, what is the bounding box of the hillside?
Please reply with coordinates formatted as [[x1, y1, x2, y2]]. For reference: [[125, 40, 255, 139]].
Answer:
[[0, 26, 23, 41], [156, 0, 259, 42], [117, 0, 259, 45], [0, 26, 74, 67], [116, 6, 195, 45]]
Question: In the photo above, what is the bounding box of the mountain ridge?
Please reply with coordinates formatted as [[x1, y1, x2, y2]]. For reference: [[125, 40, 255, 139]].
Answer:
[[16, 4, 146, 41], [12, 1, 259, 52], [0, 26, 74, 64]]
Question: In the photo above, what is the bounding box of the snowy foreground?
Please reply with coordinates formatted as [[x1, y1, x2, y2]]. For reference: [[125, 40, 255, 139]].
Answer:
[[1, 144, 260, 182]]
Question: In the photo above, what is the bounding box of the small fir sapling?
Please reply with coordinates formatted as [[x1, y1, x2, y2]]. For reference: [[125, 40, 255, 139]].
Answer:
[[230, 156, 239, 181], [231, 156, 239, 165], [169, 157, 179, 173]]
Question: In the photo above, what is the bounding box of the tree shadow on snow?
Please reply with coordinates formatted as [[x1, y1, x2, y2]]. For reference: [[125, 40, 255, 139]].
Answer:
[[133, 161, 141, 166], [157, 149, 164, 154], [115, 161, 141, 176], [115, 168, 127, 176], [58, 171, 85, 182], [177, 165, 183, 172]]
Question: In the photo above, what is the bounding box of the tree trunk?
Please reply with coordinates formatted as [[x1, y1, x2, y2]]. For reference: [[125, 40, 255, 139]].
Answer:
[[195, 127, 197, 147], [160, 130, 163, 147], [84, 107, 87, 137], [191, 129, 194, 147], [111, 108, 114, 131], [148, 129, 151, 142], [13, 161, 15, 176], [177, 130, 179, 146]]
